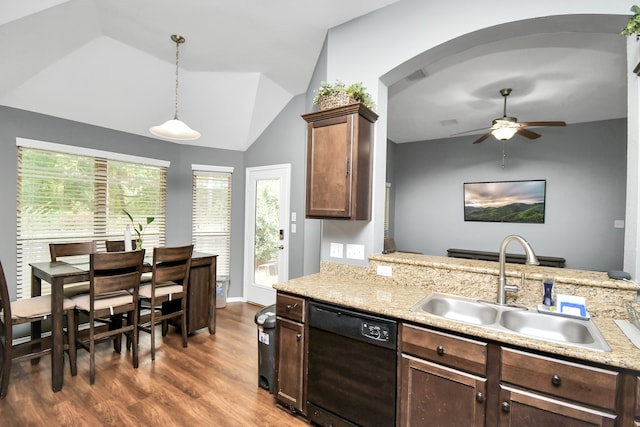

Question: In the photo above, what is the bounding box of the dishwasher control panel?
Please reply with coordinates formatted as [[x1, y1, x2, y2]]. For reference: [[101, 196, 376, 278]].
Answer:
[[362, 322, 391, 342]]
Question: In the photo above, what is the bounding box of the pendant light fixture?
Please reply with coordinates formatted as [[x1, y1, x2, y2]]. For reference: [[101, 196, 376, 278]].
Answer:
[[150, 34, 201, 140]]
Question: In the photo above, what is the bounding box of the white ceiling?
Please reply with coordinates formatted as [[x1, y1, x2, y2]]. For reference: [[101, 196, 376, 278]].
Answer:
[[0, 1, 630, 150], [0, 0, 397, 151], [387, 29, 628, 144]]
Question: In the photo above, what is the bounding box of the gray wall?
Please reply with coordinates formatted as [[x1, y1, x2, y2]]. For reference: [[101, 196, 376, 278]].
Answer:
[[0, 106, 245, 299], [245, 94, 308, 279], [392, 118, 626, 271]]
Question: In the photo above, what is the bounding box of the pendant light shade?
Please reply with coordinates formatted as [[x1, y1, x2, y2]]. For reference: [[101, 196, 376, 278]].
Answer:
[[150, 118, 201, 140], [150, 34, 200, 141]]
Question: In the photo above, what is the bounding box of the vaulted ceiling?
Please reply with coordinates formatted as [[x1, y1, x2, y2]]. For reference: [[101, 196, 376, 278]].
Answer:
[[0, 2, 629, 150], [0, 0, 398, 151]]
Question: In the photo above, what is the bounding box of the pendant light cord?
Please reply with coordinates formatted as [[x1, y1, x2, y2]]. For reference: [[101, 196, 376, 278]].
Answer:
[[174, 37, 181, 120]]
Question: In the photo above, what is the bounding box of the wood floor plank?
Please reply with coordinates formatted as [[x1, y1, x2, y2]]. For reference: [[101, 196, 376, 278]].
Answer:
[[0, 302, 308, 427]]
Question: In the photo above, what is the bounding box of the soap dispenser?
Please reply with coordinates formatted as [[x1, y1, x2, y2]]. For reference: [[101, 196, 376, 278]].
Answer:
[[542, 278, 554, 307]]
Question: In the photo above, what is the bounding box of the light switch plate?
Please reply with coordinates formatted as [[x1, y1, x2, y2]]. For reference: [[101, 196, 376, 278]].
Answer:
[[614, 220, 625, 229], [330, 242, 343, 258], [346, 244, 365, 260]]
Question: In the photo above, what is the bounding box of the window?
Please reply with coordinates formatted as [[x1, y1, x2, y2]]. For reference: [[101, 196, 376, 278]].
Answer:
[[16, 138, 168, 298], [192, 165, 232, 279]]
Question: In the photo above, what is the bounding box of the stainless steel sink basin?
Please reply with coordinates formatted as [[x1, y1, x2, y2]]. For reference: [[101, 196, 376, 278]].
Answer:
[[417, 295, 499, 325], [411, 292, 611, 352], [498, 310, 609, 350]]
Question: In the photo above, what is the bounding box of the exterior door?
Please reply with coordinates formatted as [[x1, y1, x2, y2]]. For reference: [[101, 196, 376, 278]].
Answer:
[[244, 164, 290, 306]]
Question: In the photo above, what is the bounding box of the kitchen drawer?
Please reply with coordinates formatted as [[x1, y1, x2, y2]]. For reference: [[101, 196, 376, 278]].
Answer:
[[401, 323, 487, 376], [276, 293, 306, 323], [501, 347, 618, 411]]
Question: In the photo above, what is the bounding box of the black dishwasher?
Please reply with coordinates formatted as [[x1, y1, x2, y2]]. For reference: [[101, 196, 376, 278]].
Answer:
[[307, 301, 397, 427]]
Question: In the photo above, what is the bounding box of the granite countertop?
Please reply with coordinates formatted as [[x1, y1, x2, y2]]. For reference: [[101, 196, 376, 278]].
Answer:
[[274, 271, 640, 372]]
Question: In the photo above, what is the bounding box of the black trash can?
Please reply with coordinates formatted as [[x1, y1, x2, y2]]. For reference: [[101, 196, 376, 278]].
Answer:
[[255, 304, 277, 393]]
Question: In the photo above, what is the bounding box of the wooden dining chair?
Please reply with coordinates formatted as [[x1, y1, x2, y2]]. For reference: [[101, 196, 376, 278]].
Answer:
[[105, 240, 152, 284], [0, 260, 76, 398], [69, 250, 144, 385], [138, 245, 193, 360], [105, 239, 136, 252], [49, 241, 96, 297]]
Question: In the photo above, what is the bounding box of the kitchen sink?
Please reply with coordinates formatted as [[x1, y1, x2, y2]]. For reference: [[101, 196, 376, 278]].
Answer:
[[417, 295, 499, 325], [411, 292, 611, 352]]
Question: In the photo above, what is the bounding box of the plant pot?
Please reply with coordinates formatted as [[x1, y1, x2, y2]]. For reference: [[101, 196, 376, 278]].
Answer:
[[317, 92, 356, 111]]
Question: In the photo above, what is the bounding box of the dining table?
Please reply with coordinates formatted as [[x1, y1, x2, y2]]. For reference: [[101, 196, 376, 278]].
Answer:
[[30, 251, 217, 392]]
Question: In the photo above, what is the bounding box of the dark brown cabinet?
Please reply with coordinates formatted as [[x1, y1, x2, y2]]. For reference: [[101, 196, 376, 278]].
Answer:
[[499, 347, 618, 426], [302, 104, 378, 220], [274, 293, 307, 414], [398, 323, 626, 426], [399, 324, 487, 427], [187, 254, 217, 334], [165, 253, 217, 334]]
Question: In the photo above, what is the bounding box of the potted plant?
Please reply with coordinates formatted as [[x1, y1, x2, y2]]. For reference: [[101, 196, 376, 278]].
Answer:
[[124, 209, 155, 250], [621, 5, 640, 39], [313, 80, 375, 111]]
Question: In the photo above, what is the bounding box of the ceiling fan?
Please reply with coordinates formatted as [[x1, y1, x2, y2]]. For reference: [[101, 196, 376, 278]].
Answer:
[[458, 88, 567, 144]]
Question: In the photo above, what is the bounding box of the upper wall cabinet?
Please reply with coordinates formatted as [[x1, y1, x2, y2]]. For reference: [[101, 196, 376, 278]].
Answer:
[[302, 104, 378, 220]]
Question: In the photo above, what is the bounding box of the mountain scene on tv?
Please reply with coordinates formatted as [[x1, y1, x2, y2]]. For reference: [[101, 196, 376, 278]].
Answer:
[[464, 181, 546, 224]]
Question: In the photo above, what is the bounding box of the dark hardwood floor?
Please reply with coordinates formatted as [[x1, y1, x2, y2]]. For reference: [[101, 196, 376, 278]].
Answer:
[[0, 302, 308, 427]]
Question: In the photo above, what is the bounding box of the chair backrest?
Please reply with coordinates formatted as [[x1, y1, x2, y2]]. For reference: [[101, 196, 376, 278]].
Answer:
[[90, 250, 145, 300], [50, 241, 96, 262], [152, 245, 193, 288], [105, 240, 137, 252], [0, 261, 12, 344]]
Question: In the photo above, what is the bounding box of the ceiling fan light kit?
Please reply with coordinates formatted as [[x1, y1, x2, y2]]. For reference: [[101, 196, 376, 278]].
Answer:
[[150, 34, 201, 141], [458, 88, 566, 145], [492, 126, 518, 141]]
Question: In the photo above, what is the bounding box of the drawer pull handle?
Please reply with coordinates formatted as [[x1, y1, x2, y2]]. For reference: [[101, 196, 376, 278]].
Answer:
[[551, 374, 562, 386], [475, 392, 484, 403], [286, 303, 298, 311], [501, 402, 510, 413], [436, 345, 445, 355]]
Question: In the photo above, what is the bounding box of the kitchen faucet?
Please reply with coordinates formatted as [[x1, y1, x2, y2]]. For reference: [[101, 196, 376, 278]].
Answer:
[[497, 235, 539, 305]]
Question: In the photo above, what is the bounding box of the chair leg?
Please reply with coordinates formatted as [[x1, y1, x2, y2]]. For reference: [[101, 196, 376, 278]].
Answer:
[[181, 299, 188, 348], [89, 326, 95, 385], [0, 343, 11, 399], [111, 314, 122, 353], [162, 319, 168, 337], [131, 309, 138, 369], [66, 310, 77, 377], [150, 304, 156, 361]]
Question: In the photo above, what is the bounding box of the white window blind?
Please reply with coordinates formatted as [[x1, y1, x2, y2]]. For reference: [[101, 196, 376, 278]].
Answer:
[[192, 168, 232, 278], [16, 145, 167, 298]]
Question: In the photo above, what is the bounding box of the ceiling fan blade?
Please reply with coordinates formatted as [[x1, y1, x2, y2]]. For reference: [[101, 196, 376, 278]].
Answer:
[[451, 126, 491, 136], [472, 132, 493, 144], [519, 121, 566, 127], [517, 128, 541, 139]]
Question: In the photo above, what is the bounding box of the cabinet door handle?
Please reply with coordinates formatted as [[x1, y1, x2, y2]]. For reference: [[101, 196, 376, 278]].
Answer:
[[296, 333, 302, 341], [475, 392, 484, 403], [436, 345, 445, 355], [551, 374, 562, 386], [345, 159, 350, 177], [501, 402, 510, 413]]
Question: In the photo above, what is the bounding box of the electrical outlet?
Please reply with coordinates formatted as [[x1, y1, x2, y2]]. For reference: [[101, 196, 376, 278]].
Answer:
[[377, 265, 393, 277], [330, 242, 343, 258], [614, 220, 625, 229], [346, 244, 365, 260]]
